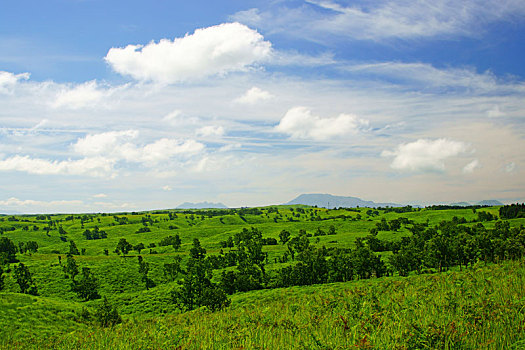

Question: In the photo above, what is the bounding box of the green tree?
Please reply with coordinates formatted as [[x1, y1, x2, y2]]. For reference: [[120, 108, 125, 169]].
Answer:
[[95, 296, 122, 327], [69, 240, 80, 255], [72, 267, 100, 301], [115, 238, 133, 256], [0, 237, 17, 264], [63, 253, 79, 280], [14, 263, 38, 295], [279, 230, 291, 244], [137, 256, 154, 290], [0, 265, 4, 291]]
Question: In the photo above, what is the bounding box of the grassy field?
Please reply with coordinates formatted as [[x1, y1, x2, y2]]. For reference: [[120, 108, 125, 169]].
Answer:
[[0, 205, 524, 349]]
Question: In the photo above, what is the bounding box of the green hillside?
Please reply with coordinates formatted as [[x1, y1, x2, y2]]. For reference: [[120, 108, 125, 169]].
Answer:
[[0, 204, 524, 349]]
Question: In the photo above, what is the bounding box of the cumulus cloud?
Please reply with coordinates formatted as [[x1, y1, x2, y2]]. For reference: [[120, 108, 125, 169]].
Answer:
[[0, 155, 115, 177], [382, 138, 469, 172], [275, 106, 369, 140], [234, 87, 274, 104], [463, 159, 481, 173], [73, 130, 139, 157], [105, 22, 271, 83], [0, 71, 30, 94]]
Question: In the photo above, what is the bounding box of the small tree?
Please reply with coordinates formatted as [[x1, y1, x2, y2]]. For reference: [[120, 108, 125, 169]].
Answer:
[[69, 240, 80, 255], [72, 267, 100, 301], [115, 238, 133, 256], [134, 243, 145, 254], [0, 265, 4, 291], [279, 230, 291, 245], [95, 296, 122, 327], [63, 253, 79, 280], [14, 263, 38, 295], [0, 237, 17, 264], [137, 256, 154, 290]]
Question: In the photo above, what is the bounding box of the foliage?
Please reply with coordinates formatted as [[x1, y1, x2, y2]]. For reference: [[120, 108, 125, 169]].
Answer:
[[14, 263, 38, 295], [94, 296, 122, 327], [72, 267, 100, 301], [0, 237, 17, 264]]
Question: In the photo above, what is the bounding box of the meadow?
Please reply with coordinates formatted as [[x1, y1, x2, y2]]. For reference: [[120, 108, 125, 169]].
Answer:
[[0, 204, 524, 349]]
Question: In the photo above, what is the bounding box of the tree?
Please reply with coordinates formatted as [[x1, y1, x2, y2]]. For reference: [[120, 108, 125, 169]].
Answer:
[[72, 267, 100, 301], [115, 238, 133, 256], [134, 243, 145, 253], [279, 230, 291, 244], [163, 256, 182, 281], [63, 253, 79, 280], [14, 263, 38, 295], [69, 240, 80, 255], [95, 296, 122, 327], [0, 237, 17, 264], [137, 256, 154, 290], [172, 238, 230, 311], [0, 265, 4, 291]]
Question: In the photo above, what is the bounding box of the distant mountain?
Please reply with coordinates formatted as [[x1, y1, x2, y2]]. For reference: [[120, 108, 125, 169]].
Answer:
[[450, 202, 472, 207], [476, 200, 504, 206], [176, 201, 228, 209], [285, 194, 402, 209]]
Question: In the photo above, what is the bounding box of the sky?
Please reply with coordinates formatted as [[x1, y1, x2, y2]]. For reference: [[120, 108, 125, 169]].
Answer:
[[0, 0, 524, 213]]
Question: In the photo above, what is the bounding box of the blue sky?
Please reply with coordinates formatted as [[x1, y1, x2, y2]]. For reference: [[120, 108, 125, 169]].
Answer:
[[0, 0, 524, 213]]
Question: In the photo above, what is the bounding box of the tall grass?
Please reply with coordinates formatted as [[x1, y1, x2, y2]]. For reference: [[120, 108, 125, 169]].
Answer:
[[3, 259, 524, 349]]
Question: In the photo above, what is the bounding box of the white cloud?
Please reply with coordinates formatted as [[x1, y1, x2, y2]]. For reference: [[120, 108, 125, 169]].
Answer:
[[0, 155, 115, 177], [463, 159, 481, 173], [73, 130, 139, 156], [234, 87, 274, 104], [382, 138, 469, 172], [0, 197, 83, 207], [196, 125, 225, 137], [275, 106, 369, 140], [51, 80, 122, 109], [344, 62, 525, 94], [0, 71, 30, 94], [73, 130, 204, 165], [234, 0, 525, 41], [93, 193, 107, 198], [105, 22, 271, 83], [162, 185, 172, 191]]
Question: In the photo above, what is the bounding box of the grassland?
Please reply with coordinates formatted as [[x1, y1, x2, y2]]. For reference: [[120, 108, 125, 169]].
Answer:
[[0, 205, 524, 349]]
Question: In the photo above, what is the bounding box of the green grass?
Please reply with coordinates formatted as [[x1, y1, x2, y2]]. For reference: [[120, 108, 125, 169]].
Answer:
[[2, 260, 525, 349]]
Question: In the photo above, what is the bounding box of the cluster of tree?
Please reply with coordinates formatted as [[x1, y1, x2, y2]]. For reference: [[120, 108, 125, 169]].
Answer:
[[83, 226, 108, 240], [379, 206, 415, 213], [476, 211, 497, 222], [0, 226, 16, 234], [371, 217, 411, 233], [370, 220, 525, 276], [171, 238, 230, 311], [500, 203, 525, 219], [18, 241, 39, 254], [21, 225, 40, 231], [63, 254, 100, 300], [158, 235, 181, 250], [113, 216, 129, 225]]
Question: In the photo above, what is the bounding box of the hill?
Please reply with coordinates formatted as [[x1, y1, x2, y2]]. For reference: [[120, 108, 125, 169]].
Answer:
[[176, 201, 228, 209], [286, 193, 402, 208], [477, 199, 504, 206]]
